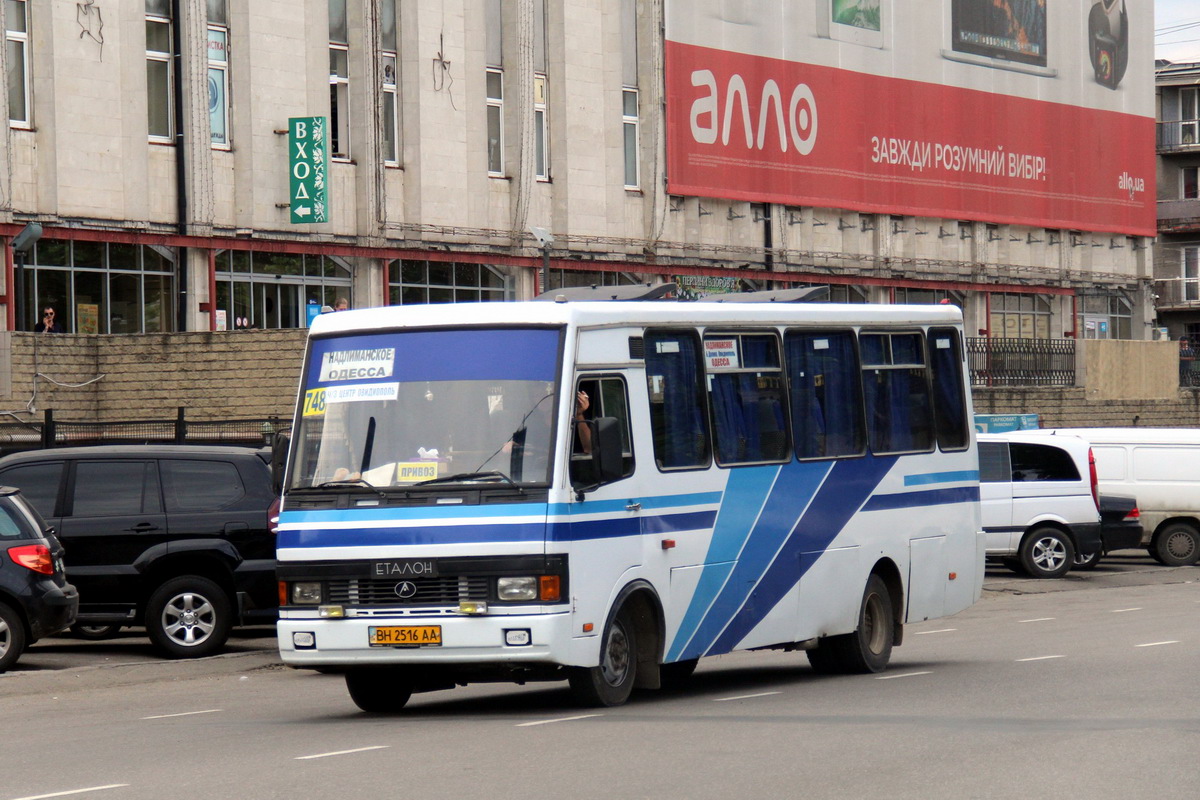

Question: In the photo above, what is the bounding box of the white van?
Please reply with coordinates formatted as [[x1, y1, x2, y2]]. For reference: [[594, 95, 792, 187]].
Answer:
[[1032, 428, 1200, 566], [977, 432, 1102, 578]]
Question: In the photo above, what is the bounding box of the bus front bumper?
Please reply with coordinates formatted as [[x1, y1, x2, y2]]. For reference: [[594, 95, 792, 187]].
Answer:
[[278, 611, 578, 668]]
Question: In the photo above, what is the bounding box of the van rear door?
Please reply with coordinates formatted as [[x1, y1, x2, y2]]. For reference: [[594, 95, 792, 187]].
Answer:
[[978, 440, 1014, 553]]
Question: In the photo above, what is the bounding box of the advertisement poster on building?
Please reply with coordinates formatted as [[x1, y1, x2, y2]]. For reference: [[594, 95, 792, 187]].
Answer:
[[664, 1, 1153, 236], [77, 303, 98, 335]]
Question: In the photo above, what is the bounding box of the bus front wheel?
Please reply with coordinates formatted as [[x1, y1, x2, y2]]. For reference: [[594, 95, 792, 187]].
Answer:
[[345, 669, 413, 713], [568, 605, 637, 707]]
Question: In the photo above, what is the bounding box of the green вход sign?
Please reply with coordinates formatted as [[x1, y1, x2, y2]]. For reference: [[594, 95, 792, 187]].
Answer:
[[289, 116, 329, 224]]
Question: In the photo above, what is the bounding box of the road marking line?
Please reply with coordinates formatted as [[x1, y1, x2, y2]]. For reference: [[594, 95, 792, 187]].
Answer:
[[1019, 617, 1055, 623], [295, 746, 389, 760], [516, 714, 603, 727], [140, 709, 221, 720], [875, 671, 933, 680], [10, 786, 130, 800], [1135, 641, 1180, 648], [913, 629, 956, 635], [713, 691, 782, 702], [1016, 655, 1065, 662], [1111, 608, 1142, 613]]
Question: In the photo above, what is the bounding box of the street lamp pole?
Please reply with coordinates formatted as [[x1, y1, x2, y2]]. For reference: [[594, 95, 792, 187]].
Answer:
[[10, 222, 42, 333]]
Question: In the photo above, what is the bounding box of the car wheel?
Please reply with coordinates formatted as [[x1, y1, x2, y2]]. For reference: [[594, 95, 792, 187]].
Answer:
[[1073, 549, 1103, 571], [0, 602, 27, 673], [345, 669, 413, 713], [70, 623, 122, 641], [1152, 523, 1200, 567], [568, 604, 638, 707], [806, 574, 894, 674], [145, 575, 233, 659], [1019, 527, 1075, 579]]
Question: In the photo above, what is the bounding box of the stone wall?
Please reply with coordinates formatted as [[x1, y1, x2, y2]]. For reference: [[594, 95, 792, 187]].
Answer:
[[0, 331, 308, 421], [3, 333, 1200, 430]]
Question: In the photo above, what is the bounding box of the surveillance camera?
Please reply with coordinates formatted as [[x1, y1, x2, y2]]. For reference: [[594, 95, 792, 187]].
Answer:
[[529, 226, 553, 247]]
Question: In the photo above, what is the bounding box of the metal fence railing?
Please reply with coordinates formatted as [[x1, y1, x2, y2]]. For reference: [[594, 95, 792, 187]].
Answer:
[[0, 408, 291, 457], [966, 337, 1076, 388]]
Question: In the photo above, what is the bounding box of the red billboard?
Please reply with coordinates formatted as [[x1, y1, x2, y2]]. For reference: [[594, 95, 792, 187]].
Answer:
[[665, 1, 1155, 236]]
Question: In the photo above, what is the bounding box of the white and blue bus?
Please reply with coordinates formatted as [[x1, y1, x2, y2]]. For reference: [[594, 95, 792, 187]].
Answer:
[[276, 296, 984, 711]]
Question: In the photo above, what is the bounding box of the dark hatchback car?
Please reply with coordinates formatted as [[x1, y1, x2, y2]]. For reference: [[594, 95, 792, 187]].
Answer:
[[0, 486, 78, 672], [0, 445, 278, 658], [1075, 494, 1145, 570]]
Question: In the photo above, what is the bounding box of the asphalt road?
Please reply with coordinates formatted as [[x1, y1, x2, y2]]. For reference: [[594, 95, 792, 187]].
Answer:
[[1, 551, 1196, 800]]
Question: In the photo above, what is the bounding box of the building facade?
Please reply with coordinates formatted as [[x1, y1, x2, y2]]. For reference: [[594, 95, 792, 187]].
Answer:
[[0, 0, 1155, 341], [1154, 59, 1200, 341]]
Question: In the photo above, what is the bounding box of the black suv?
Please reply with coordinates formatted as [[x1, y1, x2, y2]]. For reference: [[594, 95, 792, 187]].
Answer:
[[0, 486, 78, 671], [0, 445, 278, 658]]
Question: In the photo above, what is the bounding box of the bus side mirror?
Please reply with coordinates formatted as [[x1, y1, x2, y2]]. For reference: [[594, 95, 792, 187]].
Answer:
[[592, 416, 624, 484], [270, 431, 290, 496]]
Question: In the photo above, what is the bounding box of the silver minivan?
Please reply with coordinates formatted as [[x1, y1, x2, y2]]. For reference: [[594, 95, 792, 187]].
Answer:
[[978, 432, 1102, 578]]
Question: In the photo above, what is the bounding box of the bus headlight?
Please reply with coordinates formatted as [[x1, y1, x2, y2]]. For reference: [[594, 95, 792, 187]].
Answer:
[[291, 582, 323, 604], [497, 576, 537, 601]]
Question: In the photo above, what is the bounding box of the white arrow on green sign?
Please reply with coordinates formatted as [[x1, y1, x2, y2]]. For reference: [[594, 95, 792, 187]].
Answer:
[[289, 116, 329, 224]]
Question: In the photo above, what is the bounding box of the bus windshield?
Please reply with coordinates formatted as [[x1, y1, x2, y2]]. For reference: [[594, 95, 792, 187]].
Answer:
[[288, 327, 563, 490]]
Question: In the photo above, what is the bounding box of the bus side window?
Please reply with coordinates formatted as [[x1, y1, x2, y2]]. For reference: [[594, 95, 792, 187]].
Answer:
[[860, 332, 934, 455], [704, 332, 790, 466], [784, 330, 865, 459], [644, 330, 711, 470], [928, 328, 969, 451]]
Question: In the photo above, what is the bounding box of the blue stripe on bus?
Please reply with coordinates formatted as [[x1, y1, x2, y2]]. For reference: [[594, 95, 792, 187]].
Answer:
[[280, 491, 722, 526], [860, 485, 980, 511], [701, 455, 899, 658], [666, 466, 785, 662], [277, 523, 548, 548], [275, 510, 717, 549], [904, 470, 979, 486]]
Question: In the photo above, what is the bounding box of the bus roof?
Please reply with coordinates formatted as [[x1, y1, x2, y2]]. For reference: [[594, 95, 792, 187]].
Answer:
[[308, 301, 964, 336]]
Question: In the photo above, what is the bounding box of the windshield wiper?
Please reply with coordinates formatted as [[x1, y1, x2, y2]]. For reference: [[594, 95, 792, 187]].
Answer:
[[312, 479, 388, 498], [413, 470, 522, 490]]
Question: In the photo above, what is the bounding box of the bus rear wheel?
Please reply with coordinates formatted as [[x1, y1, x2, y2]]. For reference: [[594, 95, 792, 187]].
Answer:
[[805, 574, 894, 674], [568, 605, 637, 707], [345, 669, 413, 713]]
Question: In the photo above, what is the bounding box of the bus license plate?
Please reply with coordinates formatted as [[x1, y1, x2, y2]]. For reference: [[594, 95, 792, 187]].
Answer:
[[368, 625, 442, 647]]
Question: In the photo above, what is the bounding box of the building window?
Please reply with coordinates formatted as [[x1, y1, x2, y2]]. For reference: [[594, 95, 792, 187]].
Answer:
[[328, 0, 349, 160], [146, 0, 173, 141], [388, 260, 510, 305], [623, 89, 639, 188], [485, 0, 503, 175], [6, 0, 29, 126], [534, 74, 549, 179], [1184, 166, 1198, 200], [989, 292, 1052, 339], [207, 0, 229, 147], [1182, 87, 1198, 146], [20, 239, 176, 333], [215, 251, 352, 330], [620, 0, 638, 189], [1184, 247, 1200, 302], [486, 69, 504, 175], [545, 269, 640, 293], [380, 0, 398, 165]]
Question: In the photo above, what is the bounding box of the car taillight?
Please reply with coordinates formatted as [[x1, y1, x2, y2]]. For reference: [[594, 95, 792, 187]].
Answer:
[[1126, 505, 1140, 521], [8, 544, 53, 575], [268, 496, 281, 535], [1088, 448, 1099, 511]]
